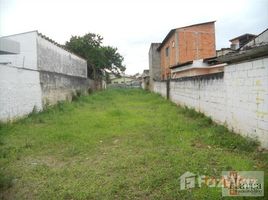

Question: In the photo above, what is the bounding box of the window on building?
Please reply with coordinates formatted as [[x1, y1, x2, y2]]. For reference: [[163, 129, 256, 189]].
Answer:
[[165, 47, 169, 57]]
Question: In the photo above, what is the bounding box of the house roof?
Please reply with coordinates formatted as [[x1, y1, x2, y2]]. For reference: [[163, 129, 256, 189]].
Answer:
[[217, 44, 268, 63], [203, 56, 218, 63], [157, 21, 216, 51], [229, 33, 256, 42], [157, 29, 176, 51], [216, 48, 233, 51]]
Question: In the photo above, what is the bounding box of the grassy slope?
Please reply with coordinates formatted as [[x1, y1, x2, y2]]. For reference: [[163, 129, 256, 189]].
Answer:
[[0, 89, 267, 200]]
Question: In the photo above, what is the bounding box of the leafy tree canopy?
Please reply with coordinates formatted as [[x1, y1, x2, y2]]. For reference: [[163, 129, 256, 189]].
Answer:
[[65, 33, 125, 79]]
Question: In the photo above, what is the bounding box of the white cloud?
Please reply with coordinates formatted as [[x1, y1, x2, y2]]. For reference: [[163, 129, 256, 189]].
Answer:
[[1, 0, 267, 74]]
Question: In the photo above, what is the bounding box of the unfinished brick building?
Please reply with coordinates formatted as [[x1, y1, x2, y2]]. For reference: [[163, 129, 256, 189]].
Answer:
[[157, 21, 216, 80]]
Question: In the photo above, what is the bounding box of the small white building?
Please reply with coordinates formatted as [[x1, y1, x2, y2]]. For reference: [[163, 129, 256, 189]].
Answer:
[[0, 31, 89, 121], [110, 76, 135, 84]]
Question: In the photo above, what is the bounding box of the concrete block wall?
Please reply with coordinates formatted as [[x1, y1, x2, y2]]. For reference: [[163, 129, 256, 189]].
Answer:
[[152, 57, 268, 148], [224, 58, 268, 146], [170, 73, 226, 123], [40, 72, 92, 105], [153, 81, 167, 98], [36, 33, 89, 106]]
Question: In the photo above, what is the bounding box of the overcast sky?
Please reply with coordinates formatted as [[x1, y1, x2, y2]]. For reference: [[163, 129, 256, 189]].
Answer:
[[1, 0, 267, 75]]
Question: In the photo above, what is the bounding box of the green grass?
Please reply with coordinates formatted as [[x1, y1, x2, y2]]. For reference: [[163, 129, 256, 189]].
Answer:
[[0, 89, 267, 200]]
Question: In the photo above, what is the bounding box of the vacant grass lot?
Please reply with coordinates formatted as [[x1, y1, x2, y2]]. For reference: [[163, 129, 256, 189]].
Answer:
[[0, 89, 267, 200]]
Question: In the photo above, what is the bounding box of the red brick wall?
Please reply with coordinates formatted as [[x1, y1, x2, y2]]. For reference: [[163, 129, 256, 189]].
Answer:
[[160, 22, 216, 80], [178, 23, 216, 63]]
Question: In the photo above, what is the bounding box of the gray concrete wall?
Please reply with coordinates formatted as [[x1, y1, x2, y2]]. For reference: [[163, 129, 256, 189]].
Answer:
[[153, 81, 167, 98], [149, 43, 161, 89], [36, 33, 91, 105], [40, 71, 92, 105], [37, 34, 87, 78]]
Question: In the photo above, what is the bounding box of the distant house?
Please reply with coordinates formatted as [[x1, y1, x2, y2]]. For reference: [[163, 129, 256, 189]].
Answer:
[[148, 21, 217, 80], [218, 28, 268, 63], [110, 76, 135, 84], [156, 21, 216, 80], [240, 28, 268, 50], [229, 33, 256, 50]]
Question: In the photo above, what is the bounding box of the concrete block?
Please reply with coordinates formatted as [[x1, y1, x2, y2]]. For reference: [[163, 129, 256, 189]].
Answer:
[[225, 65, 236, 72], [257, 120, 268, 131], [252, 59, 264, 69]]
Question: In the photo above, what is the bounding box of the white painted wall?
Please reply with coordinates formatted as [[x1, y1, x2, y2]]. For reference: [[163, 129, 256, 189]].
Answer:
[[152, 57, 268, 148], [0, 31, 42, 121], [0, 31, 38, 70], [0, 64, 42, 121]]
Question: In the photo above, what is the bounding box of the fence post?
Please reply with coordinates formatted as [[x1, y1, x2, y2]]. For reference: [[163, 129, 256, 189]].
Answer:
[[166, 79, 170, 100]]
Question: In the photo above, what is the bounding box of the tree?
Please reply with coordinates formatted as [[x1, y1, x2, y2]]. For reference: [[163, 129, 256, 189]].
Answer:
[[65, 33, 125, 79]]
